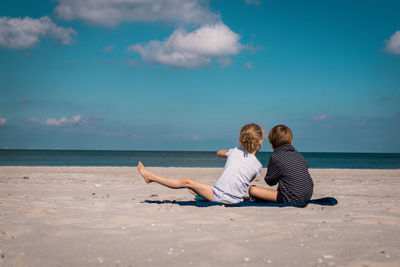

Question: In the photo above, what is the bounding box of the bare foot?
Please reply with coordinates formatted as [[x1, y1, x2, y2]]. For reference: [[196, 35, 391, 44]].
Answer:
[[137, 161, 153, 183]]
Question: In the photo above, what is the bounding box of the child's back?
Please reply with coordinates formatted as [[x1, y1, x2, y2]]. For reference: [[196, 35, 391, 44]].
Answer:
[[249, 124, 314, 203], [265, 143, 313, 203], [213, 146, 262, 203]]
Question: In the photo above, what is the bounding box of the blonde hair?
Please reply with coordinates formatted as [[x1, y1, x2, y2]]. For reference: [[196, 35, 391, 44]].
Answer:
[[239, 123, 264, 153]]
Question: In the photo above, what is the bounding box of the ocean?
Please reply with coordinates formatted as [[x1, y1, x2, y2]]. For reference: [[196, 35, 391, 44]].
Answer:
[[0, 149, 399, 169]]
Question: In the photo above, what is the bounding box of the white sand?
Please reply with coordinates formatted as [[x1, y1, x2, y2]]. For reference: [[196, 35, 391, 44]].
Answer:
[[0, 166, 399, 266]]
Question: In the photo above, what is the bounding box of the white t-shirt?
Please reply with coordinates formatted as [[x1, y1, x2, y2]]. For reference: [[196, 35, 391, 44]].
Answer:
[[212, 147, 262, 203]]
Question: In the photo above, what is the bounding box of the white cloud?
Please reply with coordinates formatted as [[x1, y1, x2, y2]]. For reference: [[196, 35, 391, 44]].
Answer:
[[0, 117, 7, 126], [380, 93, 394, 102], [311, 114, 330, 122], [44, 115, 83, 126], [104, 45, 114, 53], [0, 16, 76, 49], [91, 114, 104, 120], [28, 117, 39, 122], [357, 118, 366, 127], [244, 61, 255, 69], [385, 30, 400, 54], [128, 23, 242, 68], [53, 1, 246, 68], [217, 57, 232, 68], [94, 59, 137, 68], [21, 51, 31, 59], [55, 0, 218, 27], [245, 0, 261, 5], [19, 97, 31, 103]]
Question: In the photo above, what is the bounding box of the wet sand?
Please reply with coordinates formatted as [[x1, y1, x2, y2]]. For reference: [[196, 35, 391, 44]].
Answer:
[[0, 166, 399, 266]]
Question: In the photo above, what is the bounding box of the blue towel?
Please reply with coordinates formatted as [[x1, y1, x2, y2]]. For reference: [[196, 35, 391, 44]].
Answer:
[[144, 196, 338, 208]]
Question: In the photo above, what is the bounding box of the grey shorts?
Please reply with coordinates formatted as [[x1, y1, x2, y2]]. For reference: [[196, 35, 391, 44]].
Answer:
[[212, 186, 238, 204], [212, 186, 224, 202]]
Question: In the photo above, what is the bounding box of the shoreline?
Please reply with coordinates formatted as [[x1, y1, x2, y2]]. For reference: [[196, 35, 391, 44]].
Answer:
[[2, 150, 399, 170], [1, 165, 400, 170], [1, 167, 399, 266]]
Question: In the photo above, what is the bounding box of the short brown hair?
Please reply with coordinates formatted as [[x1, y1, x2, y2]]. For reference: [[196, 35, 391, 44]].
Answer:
[[239, 123, 264, 153], [268, 125, 293, 149]]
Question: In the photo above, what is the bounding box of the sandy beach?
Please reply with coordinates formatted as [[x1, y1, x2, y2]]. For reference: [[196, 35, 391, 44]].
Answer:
[[0, 166, 399, 266]]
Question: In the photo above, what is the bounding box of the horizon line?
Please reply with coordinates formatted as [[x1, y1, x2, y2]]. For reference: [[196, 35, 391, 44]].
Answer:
[[0, 148, 399, 154]]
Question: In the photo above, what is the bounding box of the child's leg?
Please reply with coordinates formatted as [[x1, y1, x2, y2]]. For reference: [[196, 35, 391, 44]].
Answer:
[[137, 161, 214, 201], [249, 185, 278, 202], [188, 189, 197, 195]]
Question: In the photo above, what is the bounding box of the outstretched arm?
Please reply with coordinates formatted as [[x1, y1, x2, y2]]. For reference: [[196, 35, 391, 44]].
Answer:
[[216, 150, 229, 158]]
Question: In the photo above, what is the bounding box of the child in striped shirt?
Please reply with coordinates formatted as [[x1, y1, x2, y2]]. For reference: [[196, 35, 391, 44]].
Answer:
[[249, 125, 314, 203]]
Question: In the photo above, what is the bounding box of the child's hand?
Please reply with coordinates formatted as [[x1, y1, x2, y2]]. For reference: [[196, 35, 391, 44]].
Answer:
[[216, 150, 229, 158]]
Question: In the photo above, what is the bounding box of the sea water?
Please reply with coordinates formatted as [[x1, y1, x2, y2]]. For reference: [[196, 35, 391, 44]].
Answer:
[[0, 150, 399, 169]]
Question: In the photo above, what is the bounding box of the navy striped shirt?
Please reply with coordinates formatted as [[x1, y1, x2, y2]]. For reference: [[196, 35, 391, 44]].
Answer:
[[265, 144, 314, 203]]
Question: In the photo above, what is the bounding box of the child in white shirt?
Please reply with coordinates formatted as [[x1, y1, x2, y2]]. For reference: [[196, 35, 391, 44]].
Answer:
[[137, 123, 264, 204]]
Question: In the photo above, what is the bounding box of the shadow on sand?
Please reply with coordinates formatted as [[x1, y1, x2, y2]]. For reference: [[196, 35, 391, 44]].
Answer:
[[143, 197, 338, 208]]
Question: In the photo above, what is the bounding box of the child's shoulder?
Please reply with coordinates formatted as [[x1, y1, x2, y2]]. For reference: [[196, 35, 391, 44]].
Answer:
[[227, 146, 239, 153], [226, 147, 242, 157], [272, 145, 309, 167], [272, 144, 297, 154], [230, 146, 247, 153], [231, 147, 261, 162], [271, 144, 302, 160]]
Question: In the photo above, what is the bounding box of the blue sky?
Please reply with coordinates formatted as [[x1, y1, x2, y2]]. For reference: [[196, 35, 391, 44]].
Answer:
[[0, 0, 399, 152]]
